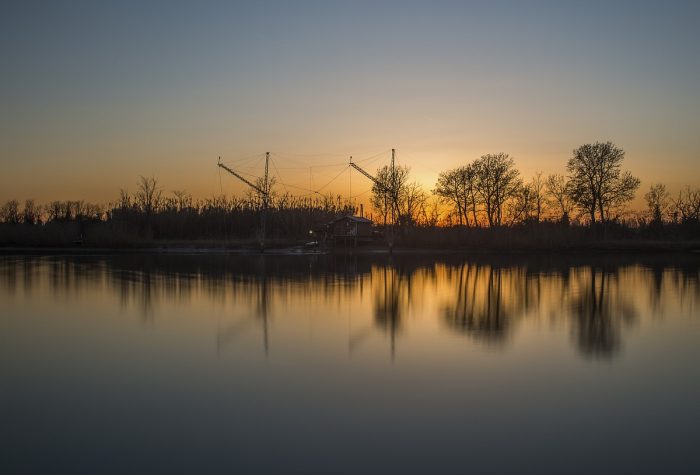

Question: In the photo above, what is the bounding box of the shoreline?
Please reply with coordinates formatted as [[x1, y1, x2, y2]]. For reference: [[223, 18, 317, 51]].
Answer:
[[2, 240, 699, 256]]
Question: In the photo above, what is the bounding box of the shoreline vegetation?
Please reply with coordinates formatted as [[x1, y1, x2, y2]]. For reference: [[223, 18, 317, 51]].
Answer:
[[2, 141, 699, 253]]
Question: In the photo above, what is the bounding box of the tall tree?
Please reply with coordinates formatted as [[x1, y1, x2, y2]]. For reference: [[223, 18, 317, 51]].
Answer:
[[506, 182, 534, 225], [0, 200, 20, 224], [434, 164, 479, 226], [672, 187, 700, 224], [434, 167, 465, 224], [474, 153, 521, 226], [370, 164, 410, 225], [644, 183, 669, 224], [566, 142, 640, 223], [399, 181, 428, 226], [135, 176, 162, 215], [530, 172, 545, 223], [545, 174, 573, 223], [22, 199, 39, 225]]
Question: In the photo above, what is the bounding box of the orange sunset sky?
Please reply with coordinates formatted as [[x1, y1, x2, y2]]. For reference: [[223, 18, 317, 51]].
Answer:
[[2, 1, 699, 208]]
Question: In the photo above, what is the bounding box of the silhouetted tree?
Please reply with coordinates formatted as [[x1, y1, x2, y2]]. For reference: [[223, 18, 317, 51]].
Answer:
[[370, 164, 410, 225], [672, 186, 700, 224], [135, 176, 162, 215], [545, 174, 573, 223], [434, 167, 465, 225], [644, 183, 669, 224], [566, 142, 640, 223], [474, 153, 521, 226], [530, 172, 545, 223], [506, 181, 535, 225], [434, 164, 479, 226], [21, 199, 39, 225], [0, 200, 20, 224], [399, 181, 428, 226]]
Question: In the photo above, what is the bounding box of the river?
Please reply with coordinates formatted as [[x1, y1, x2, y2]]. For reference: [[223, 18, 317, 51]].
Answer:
[[1, 253, 699, 473]]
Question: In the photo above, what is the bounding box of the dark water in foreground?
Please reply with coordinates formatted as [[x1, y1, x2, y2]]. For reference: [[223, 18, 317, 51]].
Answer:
[[1, 253, 699, 474]]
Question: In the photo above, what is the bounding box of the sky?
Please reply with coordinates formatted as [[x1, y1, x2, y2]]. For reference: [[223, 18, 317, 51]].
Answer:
[[1, 0, 699, 206]]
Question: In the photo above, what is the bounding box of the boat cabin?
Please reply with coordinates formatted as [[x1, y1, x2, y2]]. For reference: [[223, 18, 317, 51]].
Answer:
[[311, 215, 374, 247], [331, 215, 373, 239]]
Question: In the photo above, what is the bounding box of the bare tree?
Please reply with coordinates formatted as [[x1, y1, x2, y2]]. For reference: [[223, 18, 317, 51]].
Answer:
[[22, 199, 39, 225], [672, 186, 700, 224], [434, 164, 480, 227], [644, 183, 669, 224], [474, 153, 521, 226], [566, 141, 640, 224], [530, 172, 545, 223], [84, 203, 104, 220], [434, 167, 466, 225], [462, 163, 481, 226], [135, 176, 162, 215], [399, 181, 428, 226], [545, 174, 573, 223], [370, 164, 410, 225], [0, 200, 20, 224], [46, 201, 62, 222], [506, 182, 534, 225], [423, 197, 441, 227]]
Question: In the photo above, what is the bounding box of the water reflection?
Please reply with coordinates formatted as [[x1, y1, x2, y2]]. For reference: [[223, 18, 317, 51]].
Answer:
[[568, 268, 636, 358], [372, 266, 404, 358], [0, 253, 698, 361], [442, 264, 518, 343], [217, 259, 273, 355]]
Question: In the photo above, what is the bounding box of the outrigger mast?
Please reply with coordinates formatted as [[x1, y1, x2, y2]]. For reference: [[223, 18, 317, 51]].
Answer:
[[217, 153, 270, 251]]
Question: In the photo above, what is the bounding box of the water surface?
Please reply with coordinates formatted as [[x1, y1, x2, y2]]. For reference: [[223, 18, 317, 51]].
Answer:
[[1, 253, 699, 473]]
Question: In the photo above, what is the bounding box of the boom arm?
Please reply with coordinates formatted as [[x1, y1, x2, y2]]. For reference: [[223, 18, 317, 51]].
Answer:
[[350, 158, 401, 224], [218, 158, 266, 196], [349, 162, 389, 193]]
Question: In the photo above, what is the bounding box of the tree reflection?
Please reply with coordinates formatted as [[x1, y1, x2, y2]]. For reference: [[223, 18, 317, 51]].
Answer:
[[569, 267, 637, 359], [440, 260, 646, 358], [0, 254, 698, 362], [372, 265, 406, 359], [442, 264, 512, 343]]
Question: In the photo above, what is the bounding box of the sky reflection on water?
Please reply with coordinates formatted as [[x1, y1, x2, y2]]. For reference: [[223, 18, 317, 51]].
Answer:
[[1, 253, 699, 473]]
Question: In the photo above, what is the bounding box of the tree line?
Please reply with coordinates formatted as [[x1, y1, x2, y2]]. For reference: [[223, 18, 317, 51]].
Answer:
[[0, 175, 354, 244], [1, 141, 699, 245], [373, 141, 699, 227]]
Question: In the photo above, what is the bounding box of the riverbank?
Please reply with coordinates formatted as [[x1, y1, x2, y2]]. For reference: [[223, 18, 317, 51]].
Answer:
[[2, 238, 699, 255], [2, 220, 699, 255]]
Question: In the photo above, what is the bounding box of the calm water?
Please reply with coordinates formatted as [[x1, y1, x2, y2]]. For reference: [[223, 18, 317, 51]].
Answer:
[[1, 253, 699, 473]]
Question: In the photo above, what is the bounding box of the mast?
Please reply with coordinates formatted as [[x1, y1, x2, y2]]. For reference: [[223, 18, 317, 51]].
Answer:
[[389, 148, 395, 252], [217, 154, 270, 252], [349, 149, 398, 252], [349, 156, 352, 213], [261, 152, 270, 252]]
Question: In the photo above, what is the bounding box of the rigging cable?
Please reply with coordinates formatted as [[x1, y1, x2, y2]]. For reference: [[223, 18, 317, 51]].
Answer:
[[268, 155, 289, 195], [316, 165, 349, 193], [218, 150, 393, 201]]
